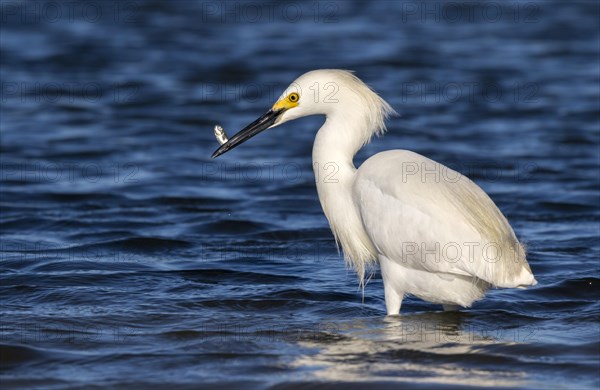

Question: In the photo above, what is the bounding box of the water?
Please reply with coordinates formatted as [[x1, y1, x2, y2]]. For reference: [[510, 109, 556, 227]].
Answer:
[[1, 1, 599, 388]]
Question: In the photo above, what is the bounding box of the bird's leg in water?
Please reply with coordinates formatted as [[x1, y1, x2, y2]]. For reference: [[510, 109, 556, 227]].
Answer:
[[379, 256, 403, 315], [384, 283, 403, 315]]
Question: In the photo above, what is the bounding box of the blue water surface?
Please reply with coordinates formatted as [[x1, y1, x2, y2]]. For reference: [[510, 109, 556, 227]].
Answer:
[[1, 1, 599, 389]]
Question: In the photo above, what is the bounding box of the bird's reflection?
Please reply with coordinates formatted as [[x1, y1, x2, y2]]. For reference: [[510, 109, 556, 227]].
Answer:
[[292, 312, 530, 387]]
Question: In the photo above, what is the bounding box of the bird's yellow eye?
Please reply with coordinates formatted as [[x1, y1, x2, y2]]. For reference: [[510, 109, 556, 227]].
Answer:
[[288, 93, 299, 102]]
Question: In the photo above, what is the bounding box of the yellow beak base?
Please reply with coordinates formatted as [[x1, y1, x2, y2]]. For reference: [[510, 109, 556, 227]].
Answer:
[[272, 97, 299, 111]]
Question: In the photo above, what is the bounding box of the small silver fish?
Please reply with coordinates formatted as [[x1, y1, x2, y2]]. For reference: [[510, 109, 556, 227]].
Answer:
[[214, 125, 229, 145]]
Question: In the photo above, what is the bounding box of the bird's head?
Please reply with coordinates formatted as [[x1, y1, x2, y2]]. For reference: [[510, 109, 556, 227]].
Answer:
[[212, 69, 395, 158]]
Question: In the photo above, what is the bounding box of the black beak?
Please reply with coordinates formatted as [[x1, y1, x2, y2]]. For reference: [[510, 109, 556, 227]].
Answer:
[[211, 109, 284, 158]]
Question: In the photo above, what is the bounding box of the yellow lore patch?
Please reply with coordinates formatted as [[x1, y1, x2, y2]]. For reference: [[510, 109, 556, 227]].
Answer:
[[272, 93, 300, 111]]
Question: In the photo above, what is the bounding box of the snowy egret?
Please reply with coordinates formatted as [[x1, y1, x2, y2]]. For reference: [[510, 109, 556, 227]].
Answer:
[[212, 69, 536, 314]]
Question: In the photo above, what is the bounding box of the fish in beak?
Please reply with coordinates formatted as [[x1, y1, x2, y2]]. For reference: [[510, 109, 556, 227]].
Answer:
[[211, 91, 301, 158], [211, 108, 285, 158]]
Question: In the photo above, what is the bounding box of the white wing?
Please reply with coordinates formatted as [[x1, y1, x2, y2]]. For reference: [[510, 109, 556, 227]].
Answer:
[[353, 150, 536, 288]]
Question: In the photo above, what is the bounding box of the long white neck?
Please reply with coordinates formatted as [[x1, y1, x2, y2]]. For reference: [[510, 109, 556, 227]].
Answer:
[[312, 111, 379, 285]]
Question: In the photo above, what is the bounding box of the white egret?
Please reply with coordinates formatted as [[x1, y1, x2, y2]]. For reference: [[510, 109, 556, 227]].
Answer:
[[212, 69, 536, 315]]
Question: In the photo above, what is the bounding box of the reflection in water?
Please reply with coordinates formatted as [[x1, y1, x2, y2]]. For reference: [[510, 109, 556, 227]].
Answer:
[[295, 313, 529, 387]]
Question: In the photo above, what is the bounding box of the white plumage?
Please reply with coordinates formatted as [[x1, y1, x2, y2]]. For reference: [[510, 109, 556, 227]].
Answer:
[[212, 69, 537, 315]]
